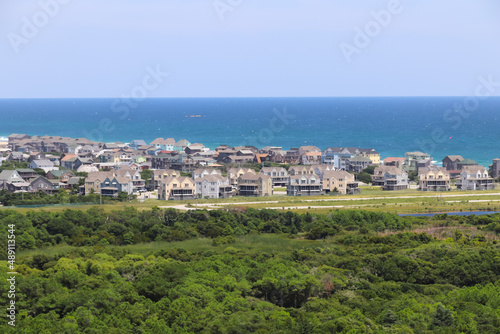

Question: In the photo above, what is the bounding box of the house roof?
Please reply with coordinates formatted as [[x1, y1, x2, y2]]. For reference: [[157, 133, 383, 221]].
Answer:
[[32, 159, 54, 166], [349, 156, 372, 162], [299, 145, 321, 152], [359, 148, 380, 154], [61, 154, 77, 161], [461, 166, 487, 174], [67, 177, 83, 185], [323, 170, 354, 179], [48, 170, 74, 178], [383, 157, 405, 162], [0, 170, 23, 181], [131, 140, 147, 146], [16, 168, 35, 173], [458, 158, 478, 165], [443, 155, 464, 161]]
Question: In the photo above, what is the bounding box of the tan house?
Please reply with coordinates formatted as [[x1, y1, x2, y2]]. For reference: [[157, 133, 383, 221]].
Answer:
[[418, 166, 450, 191], [237, 173, 273, 197], [322, 170, 359, 195], [158, 176, 196, 200], [152, 169, 180, 189], [83, 172, 114, 195], [373, 166, 409, 191], [228, 168, 255, 185]]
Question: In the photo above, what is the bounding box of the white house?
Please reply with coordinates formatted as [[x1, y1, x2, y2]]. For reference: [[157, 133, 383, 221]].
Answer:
[[29, 159, 58, 173]]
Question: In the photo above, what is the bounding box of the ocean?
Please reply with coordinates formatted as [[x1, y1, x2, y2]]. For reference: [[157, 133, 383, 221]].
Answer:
[[0, 97, 499, 166]]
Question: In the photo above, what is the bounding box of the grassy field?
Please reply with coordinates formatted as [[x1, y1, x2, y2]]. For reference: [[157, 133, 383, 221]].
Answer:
[[2, 186, 500, 214]]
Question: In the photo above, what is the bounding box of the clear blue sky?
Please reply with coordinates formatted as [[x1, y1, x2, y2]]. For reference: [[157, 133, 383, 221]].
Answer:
[[1, 0, 500, 98]]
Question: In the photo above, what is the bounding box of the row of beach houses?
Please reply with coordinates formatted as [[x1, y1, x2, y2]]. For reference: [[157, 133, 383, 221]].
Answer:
[[1, 134, 499, 200]]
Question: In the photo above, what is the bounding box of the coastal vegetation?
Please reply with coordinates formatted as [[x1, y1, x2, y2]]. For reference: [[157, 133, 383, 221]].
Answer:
[[1, 207, 500, 332]]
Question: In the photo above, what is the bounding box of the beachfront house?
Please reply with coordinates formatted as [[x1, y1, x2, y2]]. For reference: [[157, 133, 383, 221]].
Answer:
[[322, 170, 359, 195], [259, 167, 289, 187], [152, 169, 181, 190], [287, 174, 323, 196], [457, 166, 495, 191], [228, 168, 255, 185], [418, 166, 450, 191], [376, 166, 409, 191], [237, 173, 273, 197], [192, 168, 222, 180], [442, 155, 464, 171], [158, 176, 196, 200], [195, 175, 233, 199]]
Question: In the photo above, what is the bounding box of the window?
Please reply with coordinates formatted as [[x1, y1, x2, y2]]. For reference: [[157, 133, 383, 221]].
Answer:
[[185, 183, 189, 187]]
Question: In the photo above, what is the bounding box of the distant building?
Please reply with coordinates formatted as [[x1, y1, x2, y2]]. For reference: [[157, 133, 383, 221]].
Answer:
[[457, 158, 479, 170], [383, 157, 405, 168], [346, 156, 372, 173], [489, 158, 500, 179], [442, 155, 464, 171], [404, 152, 431, 173]]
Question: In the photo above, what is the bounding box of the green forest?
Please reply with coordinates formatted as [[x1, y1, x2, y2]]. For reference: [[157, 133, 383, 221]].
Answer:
[[1, 208, 500, 333]]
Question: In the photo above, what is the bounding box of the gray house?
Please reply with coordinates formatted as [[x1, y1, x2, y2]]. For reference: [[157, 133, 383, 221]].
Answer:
[[195, 175, 232, 199], [287, 174, 323, 196], [259, 167, 289, 187]]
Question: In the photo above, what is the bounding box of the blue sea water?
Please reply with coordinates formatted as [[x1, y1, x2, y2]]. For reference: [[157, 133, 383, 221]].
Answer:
[[0, 97, 499, 166]]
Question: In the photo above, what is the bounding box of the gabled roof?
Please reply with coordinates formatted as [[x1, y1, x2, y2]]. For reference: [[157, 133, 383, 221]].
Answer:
[[323, 170, 353, 179], [61, 154, 78, 161], [461, 165, 487, 174], [443, 155, 464, 161], [348, 156, 372, 162], [31, 159, 54, 166], [0, 170, 23, 181]]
